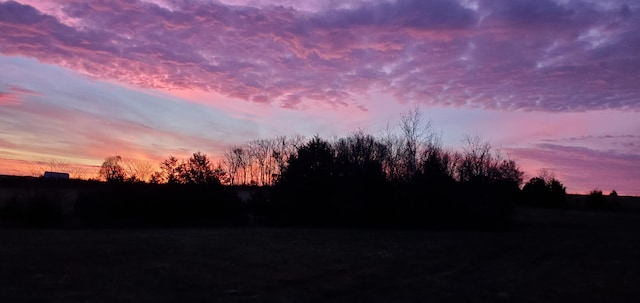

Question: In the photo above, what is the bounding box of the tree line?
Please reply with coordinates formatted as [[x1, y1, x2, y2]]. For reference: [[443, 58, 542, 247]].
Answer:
[[3, 105, 628, 229], [87, 108, 553, 228], [2, 109, 588, 228], [100, 109, 525, 188]]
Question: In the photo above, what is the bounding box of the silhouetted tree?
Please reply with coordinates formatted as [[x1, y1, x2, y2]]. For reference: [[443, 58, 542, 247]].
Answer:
[[212, 161, 229, 185], [333, 132, 390, 225], [248, 139, 274, 185], [157, 155, 182, 184], [417, 139, 456, 182], [413, 145, 457, 206], [588, 189, 606, 210], [398, 107, 433, 180], [548, 179, 567, 203], [122, 158, 154, 183], [180, 151, 220, 185], [334, 131, 388, 169], [274, 136, 338, 225], [280, 136, 336, 186], [149, 171, 163, 184], [522, 177, 547, 197], [378, 107, 436, 182], [457, 135, 492, 183], [522, 173, 567, 207], [223, 146, 247, 185], [99, 156, 126, 182], [267, 135, 304, 184], [28, 158, 88, 179], [495, 159, 524, 188], [219, 135, 304, 185]]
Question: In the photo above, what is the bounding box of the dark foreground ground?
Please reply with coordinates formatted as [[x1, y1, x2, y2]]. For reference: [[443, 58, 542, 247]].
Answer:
[[1, 207, 640, 303]]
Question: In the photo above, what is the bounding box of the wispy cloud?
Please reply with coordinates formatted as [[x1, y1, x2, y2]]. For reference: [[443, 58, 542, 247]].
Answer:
[[0, 84, 38, 105], [2, 0, 639, 111], [0, 55, 267, 169], [541, 134, 640, 154], [2, 0, 639, 194], [0, 89, 236, 163]]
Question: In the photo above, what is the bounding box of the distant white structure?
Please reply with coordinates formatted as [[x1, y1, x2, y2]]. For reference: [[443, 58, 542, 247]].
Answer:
[[43, 171, 70, 179]]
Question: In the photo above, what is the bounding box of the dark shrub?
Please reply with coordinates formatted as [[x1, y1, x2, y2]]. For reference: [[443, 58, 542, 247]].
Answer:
[[587, 189, 606, 210], [522, 177, 566, 207]]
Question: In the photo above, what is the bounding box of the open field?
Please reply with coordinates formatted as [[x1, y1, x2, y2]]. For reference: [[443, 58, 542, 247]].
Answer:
[[1, 208, 640, 303]]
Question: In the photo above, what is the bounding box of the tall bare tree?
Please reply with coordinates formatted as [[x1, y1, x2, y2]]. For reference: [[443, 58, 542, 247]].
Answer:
[[223, 146, 245, 185], [122, 158, 154, 182], [248, 139, 274, 185], [399, 106, 435, 180], [378, 107, 435, 181], [27, 158, 87, 179], [457, 135, 493, 182], [271, 135, 305, 183]]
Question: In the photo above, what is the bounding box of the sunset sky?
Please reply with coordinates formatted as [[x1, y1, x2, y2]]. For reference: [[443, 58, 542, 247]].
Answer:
[[1, 0, 639, 195]]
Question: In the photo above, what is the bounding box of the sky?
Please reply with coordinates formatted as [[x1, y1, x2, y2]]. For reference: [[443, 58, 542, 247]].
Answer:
[[0, 0, 639, 195]]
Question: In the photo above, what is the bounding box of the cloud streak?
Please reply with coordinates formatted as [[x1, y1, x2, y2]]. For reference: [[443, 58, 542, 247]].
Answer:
[[508, 143, 640, 196], [0, 84, 38, 105], [1, 0, 639, 111]]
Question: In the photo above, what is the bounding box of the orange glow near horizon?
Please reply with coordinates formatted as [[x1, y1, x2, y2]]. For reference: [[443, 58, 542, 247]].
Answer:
[[1, 1, 639, 195]]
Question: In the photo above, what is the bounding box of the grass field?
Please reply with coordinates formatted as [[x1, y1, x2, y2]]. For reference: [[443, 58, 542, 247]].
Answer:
[[1, 207, 640, 303]]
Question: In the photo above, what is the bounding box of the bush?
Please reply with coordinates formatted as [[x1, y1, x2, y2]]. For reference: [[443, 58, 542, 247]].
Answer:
[[521, 177, 566, 207], [587, 189, 606, 210]]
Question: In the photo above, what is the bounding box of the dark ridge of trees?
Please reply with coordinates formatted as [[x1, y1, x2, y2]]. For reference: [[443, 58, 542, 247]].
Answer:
[[0, 168, 244, 228], [9, 109, 621, 230], [267, 127, 524, 228], [101, 152, 224, 185], [0, 177, 246, 228], [74, 152, 239, 227], [271, 134, 392, 227], [74, 182, 245, 228]]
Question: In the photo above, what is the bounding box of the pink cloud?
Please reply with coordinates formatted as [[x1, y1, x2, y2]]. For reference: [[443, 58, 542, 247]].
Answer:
[[0, 91, 21, 106], [1, 0, 638, 111], [0, 85, 39, 105]]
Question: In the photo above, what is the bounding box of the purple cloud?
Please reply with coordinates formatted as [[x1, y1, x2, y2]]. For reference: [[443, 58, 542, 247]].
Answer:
[[1, 0, 639, 111]]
